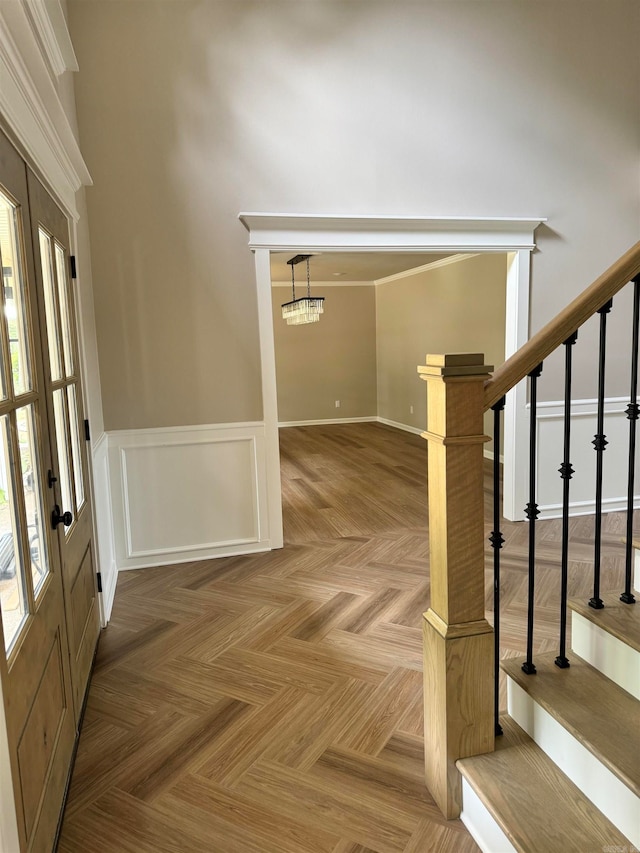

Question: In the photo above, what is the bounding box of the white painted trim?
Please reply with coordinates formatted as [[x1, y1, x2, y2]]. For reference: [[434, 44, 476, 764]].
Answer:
[[116, 542, 272, 574], [22, 0, 78, 78], [279, 417, 377, 428], [90, 431, 116, 625], [108, 422, 272, 571], [375, 252, 479, 285], [571, 611, 640, 701], [460, 777, 517, 853], [119, 433, 261, 559], [534, 395, 639, 519], [255, 248, 283, 550], [483, 449, 506, 464], [538, 495, 640, 520], [271, 280, 374, 288], [534, 395, 631, 412], [0, 0, 91, 219], [507, 677, 640, 848], [502, 250, 531, 521], [239, 214, 546, 252], [108, 420, 264, 439], [376, 416, 424, 436], [241, 214, 542, 544]]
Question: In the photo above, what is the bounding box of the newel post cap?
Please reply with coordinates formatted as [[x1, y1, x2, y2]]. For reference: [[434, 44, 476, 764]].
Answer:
[[417, 353, 494, 380]]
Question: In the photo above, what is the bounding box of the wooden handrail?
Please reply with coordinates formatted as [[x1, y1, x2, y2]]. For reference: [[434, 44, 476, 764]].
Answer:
[[484, 241, 640, 410]]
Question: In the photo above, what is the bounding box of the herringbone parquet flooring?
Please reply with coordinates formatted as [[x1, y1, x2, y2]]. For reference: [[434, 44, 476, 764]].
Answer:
[[57, 422, 627, 853]]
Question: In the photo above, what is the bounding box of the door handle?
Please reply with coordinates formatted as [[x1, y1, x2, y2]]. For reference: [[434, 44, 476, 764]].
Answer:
[[51, 505, 73, 529]]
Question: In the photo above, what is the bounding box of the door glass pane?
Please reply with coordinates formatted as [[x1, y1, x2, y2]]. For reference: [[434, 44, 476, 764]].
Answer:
[[0, 415, 27, 652], [54, 243, 73, 378], [67, 385, 84, 512], [38, 228, 62, 382], [0, 191, 32, 396], [53, 389, 73, 526], [16, 406, 50, 597]]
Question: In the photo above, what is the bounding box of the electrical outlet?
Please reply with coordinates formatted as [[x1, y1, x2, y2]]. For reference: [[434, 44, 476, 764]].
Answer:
[[410, 405, 414, 414], [335, 400, 341, 408]]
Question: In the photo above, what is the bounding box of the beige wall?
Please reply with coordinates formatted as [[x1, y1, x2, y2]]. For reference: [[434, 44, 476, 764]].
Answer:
[[68, 1, 640, 430], [376, 254, 507, 440], [272, 285, 377, 422]]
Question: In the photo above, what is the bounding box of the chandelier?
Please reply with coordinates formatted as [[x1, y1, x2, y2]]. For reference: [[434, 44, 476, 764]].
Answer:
[[281, 254, 324, 325]]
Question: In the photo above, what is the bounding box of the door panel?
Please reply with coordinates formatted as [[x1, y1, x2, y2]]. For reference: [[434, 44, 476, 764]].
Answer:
[[17, 631, 66, 841], [27, 171, 100, 726], [0, 130, 76, 852]]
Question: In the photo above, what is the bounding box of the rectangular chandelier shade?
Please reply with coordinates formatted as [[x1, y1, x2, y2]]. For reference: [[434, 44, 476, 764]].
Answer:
[[281, 254, 324, 325], [281, 296, 325, 325]]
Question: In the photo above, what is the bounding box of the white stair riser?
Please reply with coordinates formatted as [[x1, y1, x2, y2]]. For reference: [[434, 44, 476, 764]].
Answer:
[[460, 778, 517, 853], [571, 611, 640, 700], [507, 678, 640, 849]]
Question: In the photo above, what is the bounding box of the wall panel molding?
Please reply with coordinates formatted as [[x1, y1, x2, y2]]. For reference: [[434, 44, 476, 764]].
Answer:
[[108, 422, 271, 571], [536, 397, 640, 519]]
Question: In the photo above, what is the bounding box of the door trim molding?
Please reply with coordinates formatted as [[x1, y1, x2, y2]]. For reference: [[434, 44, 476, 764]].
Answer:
[[0, 1, 91, 219], [240, 213, 546, 538]]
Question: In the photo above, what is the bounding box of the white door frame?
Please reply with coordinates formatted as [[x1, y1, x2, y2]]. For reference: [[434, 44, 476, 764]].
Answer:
[[240, 213, 546, 538]]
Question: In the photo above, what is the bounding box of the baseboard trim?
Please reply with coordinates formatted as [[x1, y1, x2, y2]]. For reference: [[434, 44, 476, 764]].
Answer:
[[117, 541, 272, 572], [278, 416, 425, 435], [376, 417, 424, 436], [279, 417, 377, 427]]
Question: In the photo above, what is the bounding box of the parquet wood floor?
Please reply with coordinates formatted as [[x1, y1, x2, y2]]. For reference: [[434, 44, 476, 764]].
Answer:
[[57, 423, 627, 853]]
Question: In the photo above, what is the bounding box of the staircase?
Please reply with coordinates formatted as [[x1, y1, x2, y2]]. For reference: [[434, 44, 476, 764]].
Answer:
[[457, 575, 640, 852], [417, 243, 640, 851]]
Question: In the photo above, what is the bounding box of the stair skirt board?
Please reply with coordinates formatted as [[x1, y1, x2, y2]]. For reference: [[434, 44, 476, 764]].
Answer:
[[460, 778, 517, 853], [507, 677, 640, 849], [571, 611, 640, 701]]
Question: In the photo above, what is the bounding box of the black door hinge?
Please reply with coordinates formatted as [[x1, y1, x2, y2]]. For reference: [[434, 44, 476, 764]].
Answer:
[[70, 255, 77, 279], [84, 419, 90, 441], [96, 572, 102, 593]]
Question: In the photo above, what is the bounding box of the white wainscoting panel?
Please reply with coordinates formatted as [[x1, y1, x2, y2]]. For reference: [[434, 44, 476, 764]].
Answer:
[[108, 422, 270, 571], [536, 397, 640, 519], [91, 432, 117, 624]]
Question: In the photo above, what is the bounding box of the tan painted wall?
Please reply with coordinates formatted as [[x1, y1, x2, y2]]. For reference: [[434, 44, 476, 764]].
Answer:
[[272, 285, 377, 422], [376, 254, 507, 440], [68, 1, 640, 430]]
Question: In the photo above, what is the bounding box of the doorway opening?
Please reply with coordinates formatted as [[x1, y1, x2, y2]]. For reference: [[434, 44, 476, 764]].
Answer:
[[240, 213, 546, 547]]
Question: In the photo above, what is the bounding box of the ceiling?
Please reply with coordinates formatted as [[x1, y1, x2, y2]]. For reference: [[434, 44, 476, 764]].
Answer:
[[269, 251, 453, 283]]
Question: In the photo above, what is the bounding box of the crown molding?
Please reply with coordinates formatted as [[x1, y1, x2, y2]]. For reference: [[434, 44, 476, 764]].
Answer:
[[22, 0, 78, 78], [0, 0, 91, 219], [239, 213, 547, 253]]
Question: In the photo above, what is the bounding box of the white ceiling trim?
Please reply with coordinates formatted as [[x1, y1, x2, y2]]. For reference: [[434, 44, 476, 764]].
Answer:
[[271, 280, 375, 288], [239, 213, 547, 253], [374, 252, 480, 285]]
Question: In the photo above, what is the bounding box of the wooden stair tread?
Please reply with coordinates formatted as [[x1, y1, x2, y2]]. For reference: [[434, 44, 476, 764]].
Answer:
[[457, 717, 630, 853], [569, 593, 640, 652], [502, 652, 640, 797]]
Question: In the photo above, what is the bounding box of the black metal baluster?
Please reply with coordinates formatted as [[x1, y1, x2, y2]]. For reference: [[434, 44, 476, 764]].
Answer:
[[523, 364, 543, 675], [622, 277, 640, 605], [490, 397, 506, 734], [555, 332, 578, 668], [590, 299, 613, 610]]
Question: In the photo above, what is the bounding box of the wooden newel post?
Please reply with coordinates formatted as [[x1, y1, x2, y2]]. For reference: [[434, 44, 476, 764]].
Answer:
[[417, 353, 495, 819]]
